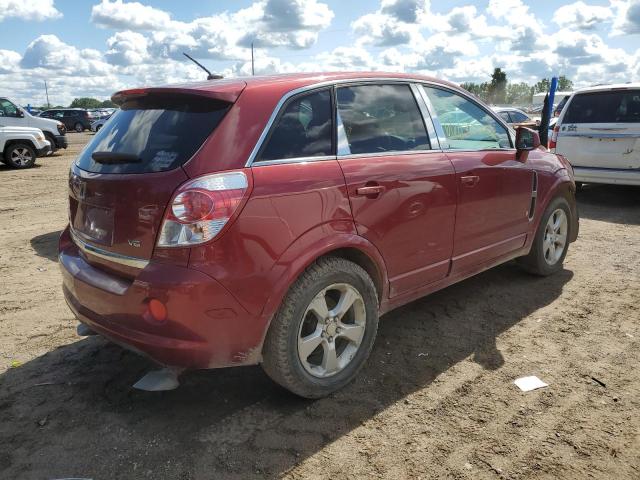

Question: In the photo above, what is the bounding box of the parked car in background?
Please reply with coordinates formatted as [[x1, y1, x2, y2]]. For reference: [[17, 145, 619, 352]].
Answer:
[[0, 126, 51, 168], [90, 113, 113, 132], [40, 108, 93, 132], [550, 83, 640, 186], [494, 107, 540, 129], [59, 72, 579, 398], [0, 97, 67, 152]]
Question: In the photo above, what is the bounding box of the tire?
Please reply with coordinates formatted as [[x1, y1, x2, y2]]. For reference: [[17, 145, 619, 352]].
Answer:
[[44, 133, 57, 155], [262, 256, 379, 398], [518, 196, 572, 276], [575, 182, 583, 192], [74, 122, 83, 133], [95, 125, 101, 132], [4, 143, 36, 169]]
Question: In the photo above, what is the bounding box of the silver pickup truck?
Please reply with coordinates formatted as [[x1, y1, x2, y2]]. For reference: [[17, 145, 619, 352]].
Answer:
[[0, 126, 51, 168]]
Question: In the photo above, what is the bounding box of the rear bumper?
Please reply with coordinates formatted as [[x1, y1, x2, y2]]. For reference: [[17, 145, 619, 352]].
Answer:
[[53, 134, 67, 149], [574, 167, 640, 186], [58, 227, 264, 369]]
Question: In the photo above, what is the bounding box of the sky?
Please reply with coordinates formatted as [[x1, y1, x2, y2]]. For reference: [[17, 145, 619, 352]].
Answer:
[[0, 0, 639, 106]]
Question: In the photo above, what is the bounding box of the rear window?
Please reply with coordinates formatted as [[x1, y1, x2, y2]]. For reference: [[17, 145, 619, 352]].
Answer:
[[563, 90, 640, 124], [76, 93, 229, 174]]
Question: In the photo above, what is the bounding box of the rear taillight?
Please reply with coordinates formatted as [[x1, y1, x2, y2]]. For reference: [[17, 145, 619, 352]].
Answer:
[[157, 171, 248, 247], [549, 125, 560, 150]]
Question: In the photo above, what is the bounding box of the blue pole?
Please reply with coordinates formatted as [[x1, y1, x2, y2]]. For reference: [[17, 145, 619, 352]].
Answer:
[[547, 76, 558, 119]]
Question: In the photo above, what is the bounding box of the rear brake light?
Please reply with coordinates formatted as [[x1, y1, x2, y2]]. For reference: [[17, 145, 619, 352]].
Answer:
[[549, 125, 560, 150], [157, 171, 248, 247]]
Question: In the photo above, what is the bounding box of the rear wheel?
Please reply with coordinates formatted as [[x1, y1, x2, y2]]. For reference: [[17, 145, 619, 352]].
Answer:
[[4, 143, 36, 169], [44, 132, 57, 155], [518, 196, 572, 276], [262, 257, 379, 398], [74, 122, 83, 133]]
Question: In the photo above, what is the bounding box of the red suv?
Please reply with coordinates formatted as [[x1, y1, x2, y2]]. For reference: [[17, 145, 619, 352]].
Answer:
[[59, 72, 578, 398]]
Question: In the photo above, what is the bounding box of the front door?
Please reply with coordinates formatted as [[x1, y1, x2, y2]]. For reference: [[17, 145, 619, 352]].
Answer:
[[421, 86, 532, 274], [336, 83, 457, 297]]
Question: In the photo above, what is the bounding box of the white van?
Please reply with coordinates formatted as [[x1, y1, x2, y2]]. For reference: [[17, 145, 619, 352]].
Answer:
[[550, 83, 640, 186], [0, 97, 68, 153]]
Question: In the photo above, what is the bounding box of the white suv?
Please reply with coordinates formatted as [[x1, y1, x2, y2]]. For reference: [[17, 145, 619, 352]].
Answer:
[[550, 83, 640, 186], [0, 97, 68, 153]]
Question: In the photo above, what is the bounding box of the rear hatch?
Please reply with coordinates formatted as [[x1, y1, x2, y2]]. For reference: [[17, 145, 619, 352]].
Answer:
[[556, 88, 640, 170], [68, 82, 245, 276]]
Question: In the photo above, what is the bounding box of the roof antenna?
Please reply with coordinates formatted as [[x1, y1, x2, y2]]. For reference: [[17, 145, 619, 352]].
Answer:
[[182, 52, 223, 80]]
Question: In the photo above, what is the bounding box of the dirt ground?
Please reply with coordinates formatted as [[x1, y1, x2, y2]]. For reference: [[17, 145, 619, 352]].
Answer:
[[0, 132, 638, 480]]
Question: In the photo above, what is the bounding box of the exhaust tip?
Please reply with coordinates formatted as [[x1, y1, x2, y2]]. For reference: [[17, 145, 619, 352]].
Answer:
[[132, 367, 183, 391]]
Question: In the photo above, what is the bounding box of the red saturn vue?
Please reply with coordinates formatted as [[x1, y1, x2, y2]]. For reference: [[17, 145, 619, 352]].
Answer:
[[59, 72, 579, 398]]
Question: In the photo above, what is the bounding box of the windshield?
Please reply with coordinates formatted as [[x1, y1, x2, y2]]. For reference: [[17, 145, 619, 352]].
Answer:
[[76, 93, 230, 174]]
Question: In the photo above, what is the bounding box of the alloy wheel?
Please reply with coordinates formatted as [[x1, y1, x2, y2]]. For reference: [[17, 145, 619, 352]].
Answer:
[[10, 147, 33, 167], [543, 208, 568, 265], [297, 283, 366, 378]]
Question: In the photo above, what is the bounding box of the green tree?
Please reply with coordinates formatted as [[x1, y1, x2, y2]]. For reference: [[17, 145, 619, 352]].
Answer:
[[69, 97, 102, 109], [487, 68, 507, 104], [506, 82, 534, 105], [100, 99, 117, 108], [461, 82, 490, 102], [557, 76, 573, 91], [534, 78, 551, 94]]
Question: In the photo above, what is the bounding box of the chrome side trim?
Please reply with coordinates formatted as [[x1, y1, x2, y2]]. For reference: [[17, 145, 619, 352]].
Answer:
[[558, 132, 639, 139], [337, 149, 435, 160], [70, 229, 149, 269], [410, 83, 441, 150], [251, 155, 336, 167], [414, 84, 449, 149]]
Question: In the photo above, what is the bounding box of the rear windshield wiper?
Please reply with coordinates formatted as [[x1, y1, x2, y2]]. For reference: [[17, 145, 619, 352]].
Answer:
[[91, 152, 142, 164]]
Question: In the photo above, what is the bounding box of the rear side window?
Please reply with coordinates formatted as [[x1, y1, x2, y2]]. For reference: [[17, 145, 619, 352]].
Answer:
[[258, 89, 333, 161], [76, 94, 229, 174], [337, 84, 430, 155], [564, 90, 640, 123], [511, 111, 529, 122]]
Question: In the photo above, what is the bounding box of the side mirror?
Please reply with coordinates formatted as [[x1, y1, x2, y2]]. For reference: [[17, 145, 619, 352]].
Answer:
[[16, 108, 24, 118], [515, 126, 541, 151]]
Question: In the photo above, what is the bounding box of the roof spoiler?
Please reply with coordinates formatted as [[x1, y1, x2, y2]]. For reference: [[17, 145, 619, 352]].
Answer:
[[111, 81, 247, 106]]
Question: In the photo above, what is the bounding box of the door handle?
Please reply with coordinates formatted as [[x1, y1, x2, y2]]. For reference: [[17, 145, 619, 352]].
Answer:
[[356, 185, 385, 197], [461, 175, 480, 187]]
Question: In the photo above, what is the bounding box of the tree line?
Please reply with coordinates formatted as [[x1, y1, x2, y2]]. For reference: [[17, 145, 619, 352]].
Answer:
[[461, 68, 573, 106], [38, 97, 117, 110]]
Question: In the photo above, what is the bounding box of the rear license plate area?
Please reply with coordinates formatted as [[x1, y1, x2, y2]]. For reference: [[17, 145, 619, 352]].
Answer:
[[72, 202, 114, 246]]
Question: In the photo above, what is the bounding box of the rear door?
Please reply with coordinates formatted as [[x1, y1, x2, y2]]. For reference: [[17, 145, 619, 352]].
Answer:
[[68, 90, 238, 276], [556, 89, 640, 170], [336, 83, 457, 297]]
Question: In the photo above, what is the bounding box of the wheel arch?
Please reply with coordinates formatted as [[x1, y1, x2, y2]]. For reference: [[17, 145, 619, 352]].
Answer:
[[4, 139, 36, 155], [537, 172, 579, 243]]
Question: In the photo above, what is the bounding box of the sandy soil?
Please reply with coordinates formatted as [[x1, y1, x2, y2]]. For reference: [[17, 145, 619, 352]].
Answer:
[[0, 132, 639, 479]]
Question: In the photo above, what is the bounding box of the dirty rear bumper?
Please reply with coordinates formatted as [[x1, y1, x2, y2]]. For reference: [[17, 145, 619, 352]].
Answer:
[[59, 226, 264, 369]]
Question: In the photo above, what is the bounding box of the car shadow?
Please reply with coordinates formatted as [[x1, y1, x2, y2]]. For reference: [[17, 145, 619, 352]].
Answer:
[[0, 262, 573, 479], [30, 230, 63, 262], [577, 184, 640, 226]]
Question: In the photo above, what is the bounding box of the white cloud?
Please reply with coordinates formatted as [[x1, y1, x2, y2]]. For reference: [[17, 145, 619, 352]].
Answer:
[[380, 0, 430, 23], [105, 31, 150, 66], [91, 0, 172, 30], [553, 1, 613, 30], [611, 0, 640, 35], [0, 0, 61, 22]]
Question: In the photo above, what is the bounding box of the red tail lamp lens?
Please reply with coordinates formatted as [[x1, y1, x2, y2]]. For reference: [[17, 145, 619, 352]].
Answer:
[[147, 299, 167, 323], [171, 190, 214, 223]]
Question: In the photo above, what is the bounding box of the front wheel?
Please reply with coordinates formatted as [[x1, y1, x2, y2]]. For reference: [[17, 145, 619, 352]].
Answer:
[[262, 257, 379, 398], [4, 143, 36, 169], [74, 122, 83, 133], [44, 133, 57, 155], [518, 196, 572, 276]]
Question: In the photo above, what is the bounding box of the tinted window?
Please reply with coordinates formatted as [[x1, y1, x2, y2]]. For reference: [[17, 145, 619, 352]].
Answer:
[[0, 99, 19, 117], [76, 93, 229, 174], [337, 84, 429, 154], [425, 87, 511, 150], [511, 111, 529, 122], [259, 89, 332, 161], [564, 90, 640, 123], [499, 111, 511, 122]]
